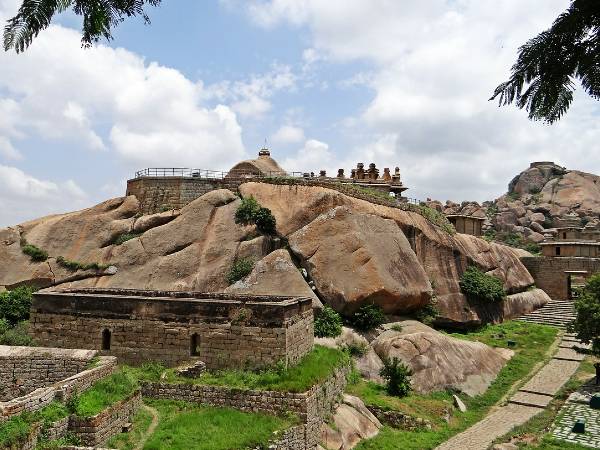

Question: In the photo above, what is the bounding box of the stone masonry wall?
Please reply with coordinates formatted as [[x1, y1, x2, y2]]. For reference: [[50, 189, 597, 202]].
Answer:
[[30, 290, 313, 369], [0, 346, 96, 401], [522, 257, 600, 300], [69, 390, 142, 447]]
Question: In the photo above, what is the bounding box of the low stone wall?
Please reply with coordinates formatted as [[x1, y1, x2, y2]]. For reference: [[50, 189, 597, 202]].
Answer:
[[0, 346, 97, 401], [43, 416, 70, 441], [268, 422, 321, 450], [0, 355, 116, 422], [142, 364, 350, 424], [69, 390, 142, 447]]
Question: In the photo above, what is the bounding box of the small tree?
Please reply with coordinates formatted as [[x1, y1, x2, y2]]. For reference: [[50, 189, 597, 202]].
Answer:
[[314, 306, 343, 338], [350, 304, 386, 331], [569, 274, 600, 356], [0, 286, 35, 325], [235, 196, 277, 235], [380, 357, 412, 397], [459, 266, 506, 303]]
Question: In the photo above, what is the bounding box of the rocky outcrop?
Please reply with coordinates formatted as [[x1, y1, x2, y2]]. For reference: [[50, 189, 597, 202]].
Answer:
[[320, 394, 382, 450], [371, 320, 512, 396], [225, 248, 322, 309]]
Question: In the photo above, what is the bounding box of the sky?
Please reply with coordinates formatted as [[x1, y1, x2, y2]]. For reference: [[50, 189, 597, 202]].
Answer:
[[0, 0, 599, 227]]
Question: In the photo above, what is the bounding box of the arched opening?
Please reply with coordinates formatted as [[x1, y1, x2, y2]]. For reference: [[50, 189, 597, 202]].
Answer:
[[101, 329, 111, 351], [190, 333, 200, 356]]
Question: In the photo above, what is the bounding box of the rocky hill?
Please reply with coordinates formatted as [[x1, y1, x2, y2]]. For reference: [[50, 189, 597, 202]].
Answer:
[[426, 161, 600, 249], [0, 182, 548, 328]]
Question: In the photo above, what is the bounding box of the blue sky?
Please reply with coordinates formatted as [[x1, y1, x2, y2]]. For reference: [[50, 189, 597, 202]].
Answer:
[[1, 0, 598, 226]]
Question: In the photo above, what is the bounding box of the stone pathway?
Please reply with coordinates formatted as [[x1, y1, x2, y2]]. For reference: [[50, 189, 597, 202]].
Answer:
[[436, 333, 584, 450], [517, 299, 576, 328], [134, 403, 159, 450], [550, 380, 600, 448]]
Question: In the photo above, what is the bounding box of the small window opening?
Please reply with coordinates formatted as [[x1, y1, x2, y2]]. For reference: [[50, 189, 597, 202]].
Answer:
[[101, 329, 111, 350], [563, 232, 567, 239], [190, 333, 200, 356], [555, 246, 561, 256]]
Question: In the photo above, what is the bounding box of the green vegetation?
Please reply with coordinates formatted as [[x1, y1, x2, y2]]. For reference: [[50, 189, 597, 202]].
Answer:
[[72, 369, 139, 417], [56, 256, 109, 272], [0, 402, 69, 448], [415, 296, 439, 326], [569, 273, 600, 356], [314, 305, 343, 338], [107, 406, 154, 450], [349, 304, 386, 331], [414, 204, 456, 234], [343, 340, 369, 357], [142, 400, 295, 450], [506, 192, 521, 201], [20, 238, 48, 262], [351, 321, 557, 449], [493, 231, 541, 255], [390, 324, 403, 332], [113, 231, 143, 246], [234, 196, 277, 235], [0, 319, 35, 345], [226, 257, 254, 285], [483, 228, 496, 242], [459, 266, 506, 303], [379, 357, 412, 397], [137, 345, 349, 393], [0, 285, 34, 325]]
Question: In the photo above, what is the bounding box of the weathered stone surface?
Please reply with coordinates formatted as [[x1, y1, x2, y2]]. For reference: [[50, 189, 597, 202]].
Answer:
[[453, 394, 467, 413], [530, 222, 545, 233], [321, 394, 381, 450], [289, 206, 432, 313], [132, 209, 179, 233], [355, 348, 384, 384], [371, 320, 512, 395], [225, 249, 322, 309]]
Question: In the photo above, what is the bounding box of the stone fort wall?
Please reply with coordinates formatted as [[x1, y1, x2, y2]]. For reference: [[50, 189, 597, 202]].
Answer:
[[30, 289, 314, 369], [521, 257, 600, 299]]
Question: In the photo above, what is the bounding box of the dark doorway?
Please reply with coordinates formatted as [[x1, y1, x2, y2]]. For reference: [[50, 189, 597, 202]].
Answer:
[[190, 333, 200, 356], [101, 329, 111, 350]]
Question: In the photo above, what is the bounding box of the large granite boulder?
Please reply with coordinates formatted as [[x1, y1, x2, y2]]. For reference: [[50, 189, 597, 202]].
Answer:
[[225, 248, 322, 309], [371, 320, 512, 396], [288, 206, 432, 313]]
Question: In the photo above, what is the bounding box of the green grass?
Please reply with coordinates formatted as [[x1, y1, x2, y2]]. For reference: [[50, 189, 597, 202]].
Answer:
[[107, 405, 154, 450], [352, 321, 559, 450], [56, 256, 109, 271], [113, 231, 143, 246], [72, 369, 139, 417], [0, 402, 69, 448], [137, 345, 349, 393], [142, 399, 295, 450]]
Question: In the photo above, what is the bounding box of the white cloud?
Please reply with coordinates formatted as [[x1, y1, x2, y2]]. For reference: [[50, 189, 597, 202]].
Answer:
[[282, 139, 334, 173], [272, 125, 305, 145], [0, 165, 88, 226], [239, 0, 600, 202]]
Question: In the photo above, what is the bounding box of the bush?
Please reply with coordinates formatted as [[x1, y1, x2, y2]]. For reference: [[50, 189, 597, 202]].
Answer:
[[379, 357, 412, 397], [226, 258, 254, 284], [314, 305, 342, 338], [350, 304, 386, 331], [21, 243, 48, 262], [113, 231, 142, 246], [524, 242, 541, 255], [569, 274, 600, 356], [0, 286, 35, 325], [0, 320, 35, 346], [234, 196, 277, 235], [56, 256, 108, 272], [343, 341, 368, 357], [459, 266, 506, 303]]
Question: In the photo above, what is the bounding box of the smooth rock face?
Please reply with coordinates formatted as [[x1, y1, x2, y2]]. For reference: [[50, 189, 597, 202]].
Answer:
[[321, 394, 382, 450], [371, 320, 512, 396], [224, 248, 322, 309], [288, 206, 432, 313]]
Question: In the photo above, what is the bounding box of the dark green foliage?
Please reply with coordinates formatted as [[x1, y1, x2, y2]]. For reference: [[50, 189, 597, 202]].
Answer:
[[0, 413, 30, 448], [113, 231, 142, 245], [314, 305, 343, 338], [491, 0, 600, 123], [379, 357, 412, 397], [415, 297, 439, 326], [73, 369, 138, 417], [21, 242, 48, 261], [343, 341, 368, 357], [0, 286, 34, 325], [459, 266, 506, 303], [483, 228, 496, 242], [506, 192, 521, 201], [56, 256, 108, 272], [569, 274, 600, 356], [523, 242, 541, 255], [4, 0, 162, 53], [0, 319, 35, 345], [226, 258, 254, 284], [235, 196, 277, 235], [350, 304, 386, 331]]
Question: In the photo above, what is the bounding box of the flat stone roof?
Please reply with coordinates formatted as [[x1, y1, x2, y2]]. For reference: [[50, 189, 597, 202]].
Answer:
[[541, 241, 600, 246], [0, 345, 96, 360], [445, 214, 486, 221]]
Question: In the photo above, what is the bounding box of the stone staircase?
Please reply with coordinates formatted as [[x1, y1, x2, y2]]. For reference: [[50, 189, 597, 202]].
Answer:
[[516, 299, 576, 328]]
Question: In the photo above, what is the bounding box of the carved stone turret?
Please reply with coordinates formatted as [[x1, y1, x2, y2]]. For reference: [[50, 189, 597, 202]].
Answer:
[[367, 163, 379, 180], [350, 169, 356, 179], [356, 163, 365, 180], [382, 168, 391, 181], [319, 170, 327, 178], [337, 169, 345, 178]]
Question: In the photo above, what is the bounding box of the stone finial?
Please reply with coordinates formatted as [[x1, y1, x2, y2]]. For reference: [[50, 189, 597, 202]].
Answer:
[[337, 169, 345, 178], [392, 166, 401, 183], [319, 170, 327, 177], [356, 163, 365, 179], [258, 148, 270, 157], [350, 169, 356, 179], [367, 163, 379, 180], [310, 172, 315, 178], [382, 167, 391, 181]]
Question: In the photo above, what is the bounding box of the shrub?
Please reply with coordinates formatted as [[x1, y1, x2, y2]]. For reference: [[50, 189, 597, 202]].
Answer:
[[483, 229, 496, 242], [415, 297, 440, 325], [414, 204, 456, 234], [21, 243, 48, 262], [350, 304, 386, 331], [235, 196, 277, 235], [226, 258, 254, 284], [390, 324, 403, 332], [113, 231, 142, 246], [459, 266, 506, 303], [314, 305, 342, 338], [56, 256, 108, 272], [524, 242, 541, 255], [0, 286, 35, 325], [568, 274, 600, 357], [0, 320, 35, 346], [343, 341, 368, 357], [379, 357, 412, 397]]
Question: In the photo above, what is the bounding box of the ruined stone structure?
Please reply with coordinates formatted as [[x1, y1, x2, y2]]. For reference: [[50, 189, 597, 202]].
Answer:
[[446, 214, 485, 237], [30, 288, 314, 369], [126, 149, 410, 214], [522, 257, 600, 300], [540, 241, 600, 258]]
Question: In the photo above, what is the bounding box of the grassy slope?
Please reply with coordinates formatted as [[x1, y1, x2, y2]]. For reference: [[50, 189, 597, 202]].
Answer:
[[74, 369, 138, 417], [0, 401, 69, 448], [351, 321, 558, 450], [107, 406, 154, 450]]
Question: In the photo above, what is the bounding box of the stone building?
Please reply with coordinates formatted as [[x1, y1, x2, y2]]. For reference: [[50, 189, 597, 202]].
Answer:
[[30, 288, 314, 369], [446, 214, 485, 237], [226, 148, 287, 178], [539, 241, 600, 258]]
